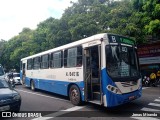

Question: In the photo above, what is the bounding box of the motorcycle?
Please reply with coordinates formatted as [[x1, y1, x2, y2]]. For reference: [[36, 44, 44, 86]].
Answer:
[[143, 76, 150, 87], [8, 73, 15, 88]]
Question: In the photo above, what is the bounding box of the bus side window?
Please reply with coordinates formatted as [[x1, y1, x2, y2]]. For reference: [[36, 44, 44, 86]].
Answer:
[[41, 54, 49, 69], [51, 51, 63, 68], [77, 46, 82, 67], [64, 46, 82, 68], [33, 57, 40, 69], [27, 59, 33, 70]]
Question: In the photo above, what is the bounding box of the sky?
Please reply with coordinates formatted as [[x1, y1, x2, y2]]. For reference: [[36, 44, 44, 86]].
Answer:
[[0, 0, 78, 40]]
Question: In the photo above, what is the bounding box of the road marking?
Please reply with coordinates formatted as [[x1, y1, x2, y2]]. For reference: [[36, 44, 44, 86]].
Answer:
[[61, 106, 84, 112], [148, 103, 160, 107], [154, 99, 160, 102], [131, 117, 159, 120], [32, 117, 53, 120], [32, 106, 84, 120], [142, 87, 149, 90], [17, 89, 68, 102], [141, 107, 160, 112]]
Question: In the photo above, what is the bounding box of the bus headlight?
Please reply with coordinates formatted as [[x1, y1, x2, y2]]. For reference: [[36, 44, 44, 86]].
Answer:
[[107, 85, 122, 94]]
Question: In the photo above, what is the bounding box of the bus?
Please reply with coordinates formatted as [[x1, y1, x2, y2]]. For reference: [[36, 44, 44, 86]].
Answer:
[[20, 33, 142, 107]]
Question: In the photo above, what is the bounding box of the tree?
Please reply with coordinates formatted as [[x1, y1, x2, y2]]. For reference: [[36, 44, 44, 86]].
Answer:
[[1, 0, 159, 71], [142, 0, 160, 39]]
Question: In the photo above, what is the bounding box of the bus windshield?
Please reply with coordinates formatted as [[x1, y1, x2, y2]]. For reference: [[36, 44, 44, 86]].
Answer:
[[106, 45, 140, 81]]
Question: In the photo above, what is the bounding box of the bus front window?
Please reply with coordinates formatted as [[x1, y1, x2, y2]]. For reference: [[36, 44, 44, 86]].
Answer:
[[106, 45, 139, 81]]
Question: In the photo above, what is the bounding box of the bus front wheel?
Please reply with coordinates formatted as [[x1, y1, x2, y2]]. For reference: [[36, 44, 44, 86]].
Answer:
[[31, 80, 35, 91], [69, 85, 81, 106]]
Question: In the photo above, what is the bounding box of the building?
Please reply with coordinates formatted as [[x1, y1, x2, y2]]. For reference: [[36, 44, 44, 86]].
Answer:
[[137, 41, 160, 78]]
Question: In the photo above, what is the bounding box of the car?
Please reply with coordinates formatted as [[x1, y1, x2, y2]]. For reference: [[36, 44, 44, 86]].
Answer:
[[4, 73, 10, 82], [0, 78, 21, 112], [12, 73, 21, 84]]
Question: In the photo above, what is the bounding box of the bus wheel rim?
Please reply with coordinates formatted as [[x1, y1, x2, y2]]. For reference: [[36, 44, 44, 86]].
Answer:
[[71, 89, 78, 102]]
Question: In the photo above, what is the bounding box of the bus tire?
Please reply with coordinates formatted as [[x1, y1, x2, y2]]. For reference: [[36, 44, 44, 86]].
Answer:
[[31, 80, 35, 91], [69, 85, 81, 106]]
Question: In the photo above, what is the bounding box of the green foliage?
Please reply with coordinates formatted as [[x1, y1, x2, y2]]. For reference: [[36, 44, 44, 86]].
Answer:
[[0, 0, 159, 71], [142, 0, 160, 37], [145, 19, 160, 34]]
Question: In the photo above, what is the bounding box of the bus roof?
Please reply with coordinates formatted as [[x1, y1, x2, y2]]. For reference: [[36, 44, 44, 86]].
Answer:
[[21, 33, 108, 61]]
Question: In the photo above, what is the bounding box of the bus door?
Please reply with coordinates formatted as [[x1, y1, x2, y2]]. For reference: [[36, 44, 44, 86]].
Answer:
[[84, 45, 102, 104]]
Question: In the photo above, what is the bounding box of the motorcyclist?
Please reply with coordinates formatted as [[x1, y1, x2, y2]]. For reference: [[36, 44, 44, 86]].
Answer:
[[143, 76, 150, 87], [8, 73, 15, 84], [150, 72, 157, 87], [142, 76, 147, 86]]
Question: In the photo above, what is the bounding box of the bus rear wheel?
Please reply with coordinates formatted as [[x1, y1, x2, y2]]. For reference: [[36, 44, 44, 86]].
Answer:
[[69, 85, 81, 106], [31, 80, 35, 91]]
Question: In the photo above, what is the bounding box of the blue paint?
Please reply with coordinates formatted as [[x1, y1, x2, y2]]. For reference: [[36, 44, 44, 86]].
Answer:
[[20, 70, 22, 81], [25, 77, 85, 101], [101, 68, 142, 107]]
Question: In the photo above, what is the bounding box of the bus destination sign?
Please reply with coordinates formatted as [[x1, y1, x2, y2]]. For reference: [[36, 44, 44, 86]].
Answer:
[[108, 34, 135, 45]]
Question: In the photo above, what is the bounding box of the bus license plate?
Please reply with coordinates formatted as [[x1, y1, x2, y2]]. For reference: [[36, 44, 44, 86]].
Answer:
[[129, 96, 135, 100], [0, 105, 10, 111]]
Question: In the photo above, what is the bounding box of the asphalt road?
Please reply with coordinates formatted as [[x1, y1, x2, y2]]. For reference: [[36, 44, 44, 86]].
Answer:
[[2, 85, 160, 120]]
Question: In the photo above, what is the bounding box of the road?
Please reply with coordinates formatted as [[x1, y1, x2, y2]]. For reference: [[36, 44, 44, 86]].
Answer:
[[2, 85, 160, 120]]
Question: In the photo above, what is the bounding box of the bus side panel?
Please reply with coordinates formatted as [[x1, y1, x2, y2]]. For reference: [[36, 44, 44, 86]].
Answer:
[[25, 77, 85, 99], [37, 79, 69, 96], [101, 68, 142, 107], [77, 81, 85, 101], [25, 77, 31, 87]]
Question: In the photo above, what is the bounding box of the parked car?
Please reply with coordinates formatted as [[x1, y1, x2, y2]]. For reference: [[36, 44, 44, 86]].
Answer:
[[13, 73, 21, 84], [0, 78, 21, 112]]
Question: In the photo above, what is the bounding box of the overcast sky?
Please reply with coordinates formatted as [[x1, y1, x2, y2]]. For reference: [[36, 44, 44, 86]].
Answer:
[[0, 0, 77, 40]]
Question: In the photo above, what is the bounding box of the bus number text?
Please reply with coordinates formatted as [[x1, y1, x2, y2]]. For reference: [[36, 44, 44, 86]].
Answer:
[[66, 72, 79, 76]]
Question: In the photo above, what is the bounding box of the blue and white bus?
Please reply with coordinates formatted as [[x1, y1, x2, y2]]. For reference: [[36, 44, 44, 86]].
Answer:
[[20, 33, 142, 107]]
